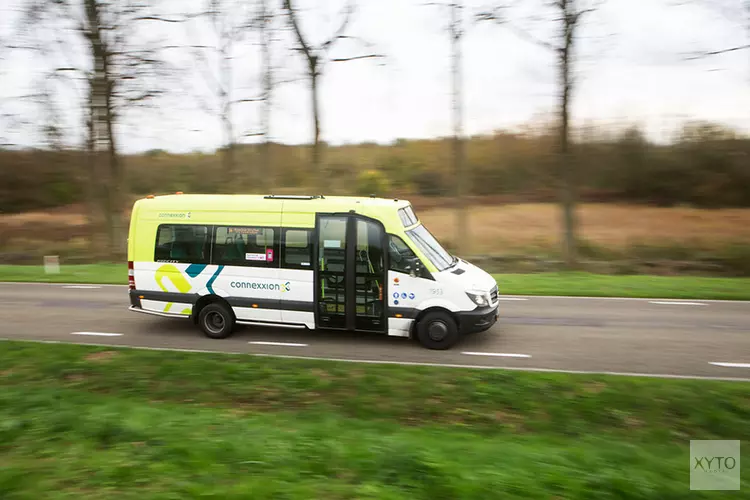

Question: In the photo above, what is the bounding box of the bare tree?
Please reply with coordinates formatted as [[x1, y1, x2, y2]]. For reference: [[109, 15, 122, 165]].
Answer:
[[450, 3, 469, 255], [14, 0, 178, 256], [250, 0, 294, 190], [426, 1, 470, 254], [282, 0, 384, 192], [258, 0, 277, 185], [185, 0, 263, 191], [479, 0, 604, 268]]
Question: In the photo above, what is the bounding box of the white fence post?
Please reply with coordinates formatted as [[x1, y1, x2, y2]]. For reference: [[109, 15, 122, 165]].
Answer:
[[43, 255, 60, 274]]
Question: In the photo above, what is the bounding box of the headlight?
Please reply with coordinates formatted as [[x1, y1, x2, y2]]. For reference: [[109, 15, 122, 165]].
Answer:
[[466, 291, 489, 307]]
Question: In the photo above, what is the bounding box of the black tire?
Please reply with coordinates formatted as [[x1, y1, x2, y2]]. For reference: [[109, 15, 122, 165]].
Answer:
[[415, 311, 460, 350], [198, 302, 235, 339]]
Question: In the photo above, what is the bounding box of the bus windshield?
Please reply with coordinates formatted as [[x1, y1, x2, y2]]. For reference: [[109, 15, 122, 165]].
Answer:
[[405, 224, 455, 271]]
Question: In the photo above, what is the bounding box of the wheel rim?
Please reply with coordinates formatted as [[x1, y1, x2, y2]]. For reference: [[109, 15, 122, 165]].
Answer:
[[427, 320, 449, 342], [205, 311, 225, 334]]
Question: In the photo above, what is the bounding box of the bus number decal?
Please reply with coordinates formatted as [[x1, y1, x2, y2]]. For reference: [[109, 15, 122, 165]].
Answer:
[[430, 288, 444, 296]]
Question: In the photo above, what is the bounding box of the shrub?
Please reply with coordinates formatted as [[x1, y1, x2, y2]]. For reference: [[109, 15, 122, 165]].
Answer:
[[356, 169, 391, 196]]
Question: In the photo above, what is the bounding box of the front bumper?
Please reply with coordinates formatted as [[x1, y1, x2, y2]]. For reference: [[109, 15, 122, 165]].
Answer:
[[458, 304, 499, 334]]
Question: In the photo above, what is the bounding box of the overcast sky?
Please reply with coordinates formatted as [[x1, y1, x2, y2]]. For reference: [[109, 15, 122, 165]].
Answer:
[[1, 0, 748, 154]]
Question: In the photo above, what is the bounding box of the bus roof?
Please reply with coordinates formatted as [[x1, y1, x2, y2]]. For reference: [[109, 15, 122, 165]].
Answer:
[[135, 193, 414, 213]]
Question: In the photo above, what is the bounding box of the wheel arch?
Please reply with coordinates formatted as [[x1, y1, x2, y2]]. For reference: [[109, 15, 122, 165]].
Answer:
[[409, 306, 460, 339], [192, 295, 235, 324]]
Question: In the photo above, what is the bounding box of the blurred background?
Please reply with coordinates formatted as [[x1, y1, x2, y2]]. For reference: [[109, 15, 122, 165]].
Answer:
[[1, 0, 748, 275]]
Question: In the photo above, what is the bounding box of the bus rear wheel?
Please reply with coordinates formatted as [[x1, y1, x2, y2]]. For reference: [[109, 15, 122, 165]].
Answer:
[[415, 311, 459, 350], [198, 302, 235, 339]]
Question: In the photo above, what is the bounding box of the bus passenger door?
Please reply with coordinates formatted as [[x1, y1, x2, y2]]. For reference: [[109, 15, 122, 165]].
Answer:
[[353, 218, 386, 332], [315, 214, 387, 333], [316, 215, 349, 329]]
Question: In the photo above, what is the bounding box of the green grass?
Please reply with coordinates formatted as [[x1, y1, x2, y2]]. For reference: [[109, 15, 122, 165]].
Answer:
[[0, 263, 127, 285], [494, 271, 750, 300], [1, 263, 750, 299], [1, 341, 749, 498]]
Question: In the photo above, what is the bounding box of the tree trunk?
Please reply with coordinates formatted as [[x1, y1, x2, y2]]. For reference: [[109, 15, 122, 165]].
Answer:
[[220, 40, 235, 192], [559, 0, 578, 269], [85, 0, 118, 259], [222, 115, 235, 192], [451, 3, 469, 255], [310, 60, 322, 193], [260, 0, 273, 190], [105, 95, 124, 258], [84, 88, 102, 258]]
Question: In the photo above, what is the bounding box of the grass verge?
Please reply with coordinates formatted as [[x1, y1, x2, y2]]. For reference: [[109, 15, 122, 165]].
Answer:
[[1, 263, 750, 300], [493, 271, 750, 300], [0, 263, 126, 285], [1, 341, 749, 499]]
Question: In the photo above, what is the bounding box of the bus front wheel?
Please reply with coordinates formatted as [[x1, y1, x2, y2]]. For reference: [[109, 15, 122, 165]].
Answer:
[[198, 302, 235, 339], [415, 311, 459, 350]]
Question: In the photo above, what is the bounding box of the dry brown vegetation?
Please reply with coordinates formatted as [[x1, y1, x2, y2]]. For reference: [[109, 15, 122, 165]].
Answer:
[[419, 203, 750, 254], [3, 121, 749, 271], [2, 201, 749, 264], [3, 122, 750, 215]]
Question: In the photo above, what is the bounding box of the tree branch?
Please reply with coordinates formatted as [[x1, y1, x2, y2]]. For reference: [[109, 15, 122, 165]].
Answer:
[[685, 44, 750, 60], [475, 7, 558, 51], [322, 0, 355, 53], [571, 4, 600, 25], [124, 91, 164, 103], [282, 0, 315, 63], [331, 54, 385, 62], [133, 16, 188, 23], [233, 98, 264, 104]]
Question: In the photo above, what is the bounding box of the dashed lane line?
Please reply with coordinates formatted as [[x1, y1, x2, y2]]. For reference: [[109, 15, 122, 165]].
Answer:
[[709, 362, 750, 369], [462, 352, 531, 358], [249, 341, 308, 347], [71, 332, 123, 337], [650, 301, 707, 306]]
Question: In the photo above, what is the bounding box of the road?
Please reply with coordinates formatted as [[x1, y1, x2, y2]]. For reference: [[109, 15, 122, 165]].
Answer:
[[1, 282, 749, 381]]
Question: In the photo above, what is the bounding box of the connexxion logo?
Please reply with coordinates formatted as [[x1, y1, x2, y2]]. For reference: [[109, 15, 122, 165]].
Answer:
[[230, 281, 291, 292], [158, 212, 191, 219]]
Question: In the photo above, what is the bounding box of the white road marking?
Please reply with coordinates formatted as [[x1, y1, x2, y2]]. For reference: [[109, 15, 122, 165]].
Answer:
[[709, 362, 750, 369], [649, 301, 706, 306], [4, 338, 750, 383], [462, 352, 531, 358], [509, 295, 748, 304], [71, 332, 123, 337], [62, 285, 102, 289], [249, 341, 308, 347]]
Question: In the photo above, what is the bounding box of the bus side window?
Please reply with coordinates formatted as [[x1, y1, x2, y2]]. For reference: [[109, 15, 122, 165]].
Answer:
[[154, 224, 210, 264], [282, 229, 313, 270], [213, 226, 278, 267]]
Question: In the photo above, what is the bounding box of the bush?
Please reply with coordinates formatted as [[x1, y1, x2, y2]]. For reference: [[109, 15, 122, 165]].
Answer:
[[1, 121, 750, 210], [356, 169, 391, 196]]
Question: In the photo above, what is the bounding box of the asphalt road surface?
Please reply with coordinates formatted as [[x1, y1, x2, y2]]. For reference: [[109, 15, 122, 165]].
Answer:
[[1, 282, 749, 381]]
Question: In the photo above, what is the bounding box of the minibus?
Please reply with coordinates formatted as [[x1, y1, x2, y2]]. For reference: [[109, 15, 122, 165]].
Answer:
[[127, 194, 499, 349]]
